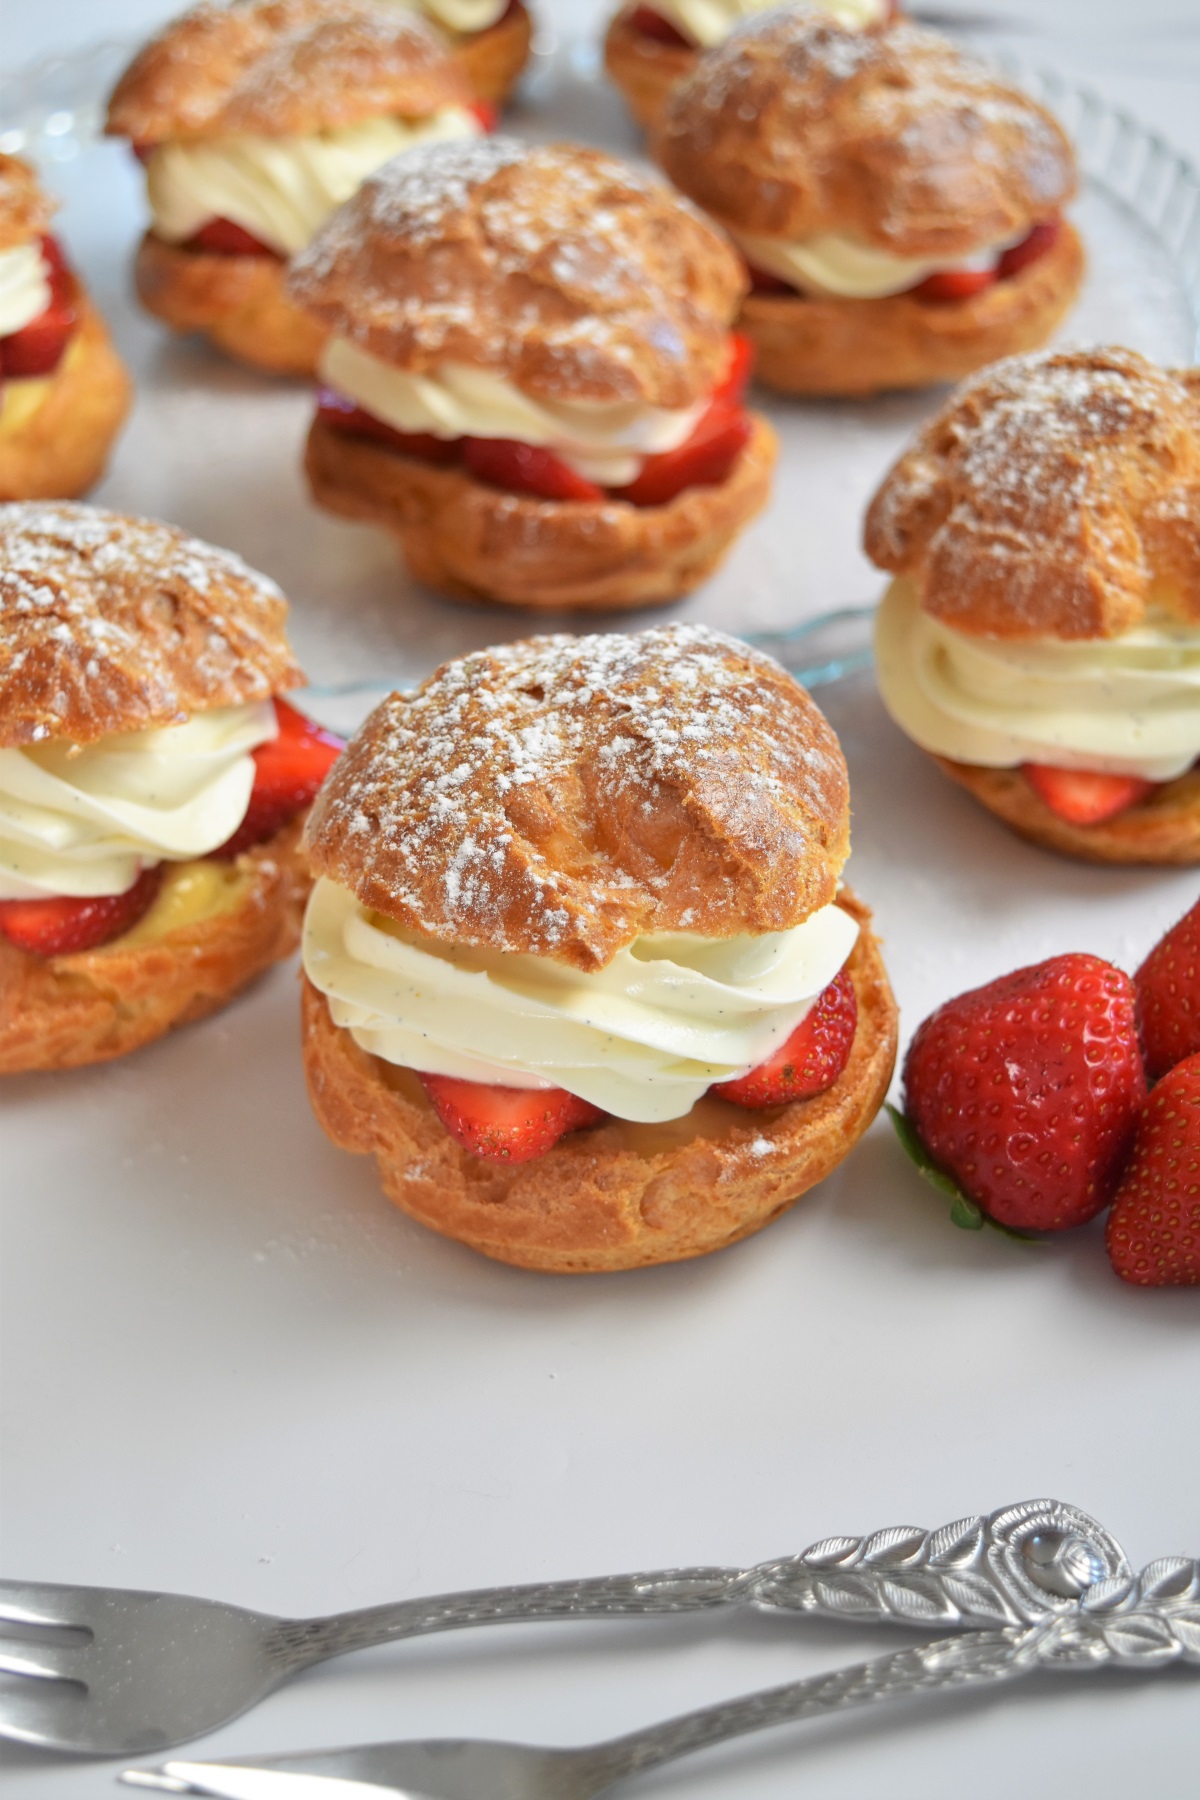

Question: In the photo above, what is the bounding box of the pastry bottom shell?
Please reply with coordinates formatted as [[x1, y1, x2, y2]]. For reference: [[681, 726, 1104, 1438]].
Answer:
[[0, 293, 131, 501], [134, 231, 326, 377], [933, 755, 1200, 865], [300, 889, 898, 1273], [741, 220, 1086, 397], [603, 7, 691, 132], [454, 1, 533, 105], [303, 410, 778, 611], [0, 817, 311, 1075]]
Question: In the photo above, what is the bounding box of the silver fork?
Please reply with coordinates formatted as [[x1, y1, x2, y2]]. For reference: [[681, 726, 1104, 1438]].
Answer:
[[0, 1499, 1125, 1756], [124, 1558, 1200, 1800]]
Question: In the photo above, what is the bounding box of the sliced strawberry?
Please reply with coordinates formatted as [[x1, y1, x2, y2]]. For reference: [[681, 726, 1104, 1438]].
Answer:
[[628, 6, 692, 47], [420, 1074, 605, 1163], [711, 969, 857, 1109], [214, 697, 344, 859], [469, 99, 498, 131], [910, 266, 997, 304], [618, 403, 751, 508], [712, 332, 754, 406], [0, 866, 163, 958], [997, 219, 1060, 280], [187, 218, 280, 259], [1, 294, 77, 377], [462, 437, 604, 502], [316, 387, 461, 463], [39, 234, 71, 287], [748, 264, 796, 296], [1023, 763, 1157, 826]]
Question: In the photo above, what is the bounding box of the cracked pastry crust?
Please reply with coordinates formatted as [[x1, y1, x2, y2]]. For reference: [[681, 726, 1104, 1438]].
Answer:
[[864, 347, 1200, 639], [603, 6, 694, 131], [286, 138, 747, 410], [0, 818, 310, 1074], [0, 501, 301, 747], [741, 220, 1084, 397], [0, 152, 55, 251], [932, 760, 1200, 866], [105, 0, 471, 141], [133, 229, 327, 376], [453, 0, 533, 105], [303, 409, 776, 611], [0, 294, 133, 501], [303, 622, 850, 969], [300, 888, 897, 1272]]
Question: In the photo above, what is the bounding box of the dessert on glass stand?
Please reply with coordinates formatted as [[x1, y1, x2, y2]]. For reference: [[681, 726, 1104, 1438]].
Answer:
[[0, 156, 131, 502], [105, 0, 486, 377], [657, 8, 1084, 396], [0, 503, 343, 1073], [604, 0, 893, 131], [868, 346, 1200, 863], [372, 1, 534, 106], [289, 137, 776, 610], [299, 624, 898, 1273]]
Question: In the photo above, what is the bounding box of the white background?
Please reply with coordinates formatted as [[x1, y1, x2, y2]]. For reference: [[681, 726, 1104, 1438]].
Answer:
[[2, 5, 1199, 1799]]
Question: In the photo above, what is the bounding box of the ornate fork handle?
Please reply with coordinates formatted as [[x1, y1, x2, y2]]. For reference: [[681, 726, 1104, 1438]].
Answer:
[[590, 1558, 1200, 1785], [267, 1499, 1129, 1669]]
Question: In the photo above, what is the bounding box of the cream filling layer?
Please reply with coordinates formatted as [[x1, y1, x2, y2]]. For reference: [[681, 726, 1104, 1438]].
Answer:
[[320, 337, 708, 486], [649, 0, 887, 49], [734, 227, 1020, 299], [0, 702, 278, 900], [0, 241, 52, 338], [146, 110, 480, 259], [303, 876, 860, 1123], [875, 576, 1200, 781], [408, 0, 509, 29]]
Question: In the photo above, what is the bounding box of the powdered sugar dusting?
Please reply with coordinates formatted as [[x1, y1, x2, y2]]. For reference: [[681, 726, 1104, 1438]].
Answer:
[[0, 502, 300, 746], [306, 624, 850, 966], [288, 138, 742, 406], [866, 346, 1200, 638]]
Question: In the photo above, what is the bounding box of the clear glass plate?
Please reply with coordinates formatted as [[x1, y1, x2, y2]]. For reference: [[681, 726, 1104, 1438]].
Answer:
[[2, 34, 1197, 716]]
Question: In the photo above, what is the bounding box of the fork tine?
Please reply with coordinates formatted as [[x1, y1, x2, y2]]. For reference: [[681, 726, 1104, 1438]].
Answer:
[[0, 1648, 78, 1681], [0, 1671, 88, 1748], [0, 1580, 88, 1629]]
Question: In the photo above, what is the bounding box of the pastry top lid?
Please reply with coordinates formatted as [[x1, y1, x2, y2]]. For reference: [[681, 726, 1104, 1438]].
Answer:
[[106, 0, 470, 144], [287, 137, 746, 409], [864, 346, 1200, 641], [304, 624, 850, 971], [0, 155, 55, 255], [659, 12, 1077, 257], [0, 503, 303, 748]]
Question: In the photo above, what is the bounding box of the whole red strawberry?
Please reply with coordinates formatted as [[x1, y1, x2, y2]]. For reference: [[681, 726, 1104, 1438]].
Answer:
[[1105, 1055, 1200, 1286], [901, 953, 1146, 1231], [1134, 896, 1200, 1081]]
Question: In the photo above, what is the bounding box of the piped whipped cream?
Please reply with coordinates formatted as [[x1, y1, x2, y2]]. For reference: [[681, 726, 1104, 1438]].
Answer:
[[0, 701, 278, 900], [648, 0, 887, 50], [406, 0, 510, 29], [145, 110, 480, 259], [303, 876, 859, 1123], [320, 337, 708, 485], [0, 242, 51, 339], [734, 227, 1021, 299], [875, 577, 1200, 781]]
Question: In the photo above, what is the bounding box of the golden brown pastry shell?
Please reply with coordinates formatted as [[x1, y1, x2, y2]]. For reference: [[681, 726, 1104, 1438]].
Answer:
[[303, 410, 777, 610], [0, 817, 310, 1075], [0, 297, 132, 502], [454, 1, 533, 104], [933, 757, 1200, 866], [603, 7, 692, 131], [135, 230, 326, 376], [740, 220, 1084, 396], [300, 888, 897, 1273], [0, 152, 57, 252]]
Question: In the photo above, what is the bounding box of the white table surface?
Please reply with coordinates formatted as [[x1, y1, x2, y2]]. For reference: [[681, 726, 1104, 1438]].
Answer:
[[2, 5, 1199, 1800]]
